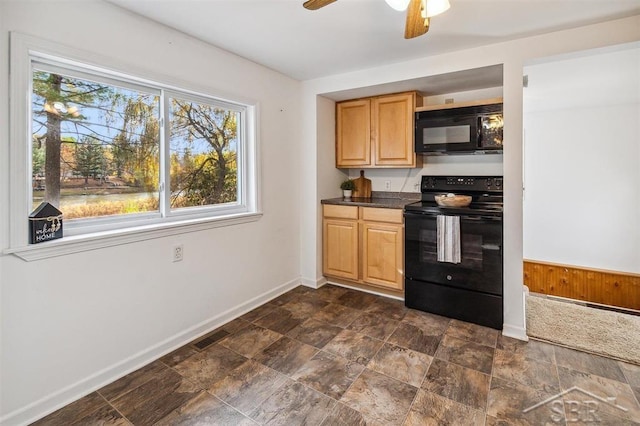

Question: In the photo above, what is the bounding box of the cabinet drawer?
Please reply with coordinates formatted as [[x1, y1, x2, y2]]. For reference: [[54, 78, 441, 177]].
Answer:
[[323, 204, 358, 220], [361, 207, 403, 224]]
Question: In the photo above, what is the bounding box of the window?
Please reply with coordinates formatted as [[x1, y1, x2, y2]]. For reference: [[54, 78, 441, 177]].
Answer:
[[32, 65, 162, 221], [168, 94, 241, 211], [9, 33, 259, 256]]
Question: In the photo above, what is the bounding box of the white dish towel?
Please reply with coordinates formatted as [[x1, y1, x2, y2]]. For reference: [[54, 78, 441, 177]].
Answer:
[[437, 215, 461, 264]]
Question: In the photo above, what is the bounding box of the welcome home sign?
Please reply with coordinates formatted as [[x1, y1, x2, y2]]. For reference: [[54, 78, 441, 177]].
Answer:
[[29, 202, 63, 244]]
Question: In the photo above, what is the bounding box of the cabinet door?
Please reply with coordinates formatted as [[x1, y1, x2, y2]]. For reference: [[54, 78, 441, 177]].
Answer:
[[336, 99, 371, 167], [362, 222, 403, 290], [323, 218, 359, 280], [372, 93, 416, 167]]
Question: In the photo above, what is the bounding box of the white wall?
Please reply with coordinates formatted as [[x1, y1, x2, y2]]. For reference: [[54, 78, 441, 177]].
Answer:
[[299, 93, 346, 286], [347, 155, 504, 193], [300, 15, 640, 342], [523, 46, 640, 273], [0, 1, 301, 424]]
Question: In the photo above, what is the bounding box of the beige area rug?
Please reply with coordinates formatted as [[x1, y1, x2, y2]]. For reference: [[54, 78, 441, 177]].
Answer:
[[526, 294, 640, 365]]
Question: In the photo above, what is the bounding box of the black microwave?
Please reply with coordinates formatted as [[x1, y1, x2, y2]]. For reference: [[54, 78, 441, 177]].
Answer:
[[415, 103, 503, 154]]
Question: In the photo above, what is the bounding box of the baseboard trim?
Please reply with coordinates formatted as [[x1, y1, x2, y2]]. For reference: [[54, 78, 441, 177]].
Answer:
[[502, 324, 528, 341], [326, 279, 404, 301], [300, 276, 327, 289], [3, 278, 301, 426]]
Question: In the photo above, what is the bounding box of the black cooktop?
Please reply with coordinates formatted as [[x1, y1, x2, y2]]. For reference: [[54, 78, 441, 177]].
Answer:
[[404, 201, 503, 217], [405, 175, 504, 217]]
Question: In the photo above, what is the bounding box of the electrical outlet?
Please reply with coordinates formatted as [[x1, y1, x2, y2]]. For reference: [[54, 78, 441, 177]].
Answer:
[[384, 181, 391, 190], [173, 244, 184, 262]]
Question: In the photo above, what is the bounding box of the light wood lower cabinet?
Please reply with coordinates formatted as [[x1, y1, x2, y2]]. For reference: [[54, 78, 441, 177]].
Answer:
[[323, 218, 359, 280], [362, 222, 403, 290], [323, 205, 404, 291]]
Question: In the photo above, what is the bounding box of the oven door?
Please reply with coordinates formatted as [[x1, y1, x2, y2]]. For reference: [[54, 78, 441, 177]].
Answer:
[[404, 211, 503, 296]]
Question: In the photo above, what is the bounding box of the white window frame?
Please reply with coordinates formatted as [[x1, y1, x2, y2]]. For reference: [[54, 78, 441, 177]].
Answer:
[[6, 33, 261, 261]]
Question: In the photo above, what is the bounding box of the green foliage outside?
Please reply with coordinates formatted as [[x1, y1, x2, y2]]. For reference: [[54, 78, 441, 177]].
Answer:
[[73, 137, 108, 184]]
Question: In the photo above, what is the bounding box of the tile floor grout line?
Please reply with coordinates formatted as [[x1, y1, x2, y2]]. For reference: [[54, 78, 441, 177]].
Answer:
[[551, 346, 563, 394], [491, 363, 556, 394], [364, 360, 417, 389], [98, 361, 168, 406], [421, 349, 492, 418], [203, 386, 263, 424], [493, 345, 557, 368], [213, 344, 351, 424], [204, 386, 264, 424], [330, 360, 368, 419], [405, 355, 430, 424], [555, 344, 632, 385], [151, 363, 232, 424], [399, 385, 424, 426], [289, 379, 344, 422], [542, 336, 638, 374], [204, 359, 297, 424], [618, 360, 640, 389], [96, 388, 134, 425], [486, 343, 498, 417], [382, 317, 402, 344], [234, 355, 349, 425]]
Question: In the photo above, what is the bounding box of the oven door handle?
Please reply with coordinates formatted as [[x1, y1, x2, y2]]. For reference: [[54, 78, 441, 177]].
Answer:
[[460, 215, 502, 222], [404, 212, 502, 221], [481, 243, 501, 251], [480, 244, 502, 251]]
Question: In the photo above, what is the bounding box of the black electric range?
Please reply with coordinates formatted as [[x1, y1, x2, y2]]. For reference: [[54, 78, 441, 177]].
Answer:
[[404, 176, 504, 329]]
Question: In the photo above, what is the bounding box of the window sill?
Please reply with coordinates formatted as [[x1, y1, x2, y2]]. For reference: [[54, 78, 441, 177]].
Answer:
[[4, 211, 262, 261]]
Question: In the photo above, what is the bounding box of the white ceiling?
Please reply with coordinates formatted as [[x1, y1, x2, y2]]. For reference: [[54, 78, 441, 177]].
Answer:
[[108, 0, 640, 81]]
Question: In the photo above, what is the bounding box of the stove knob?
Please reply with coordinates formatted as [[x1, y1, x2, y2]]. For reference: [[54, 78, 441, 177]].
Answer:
[[486, 178, 493, 188]]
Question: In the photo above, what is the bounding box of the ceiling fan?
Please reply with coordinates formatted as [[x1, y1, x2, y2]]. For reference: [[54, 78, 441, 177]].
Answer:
[[302, 0, 450, 39]]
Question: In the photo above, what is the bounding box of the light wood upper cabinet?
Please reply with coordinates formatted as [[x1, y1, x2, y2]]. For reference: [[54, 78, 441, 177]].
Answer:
[[323, 205, 404, 291], [336, 92, 421, 168], [336, 99, 371, 166], [372, 93, 417, 166]]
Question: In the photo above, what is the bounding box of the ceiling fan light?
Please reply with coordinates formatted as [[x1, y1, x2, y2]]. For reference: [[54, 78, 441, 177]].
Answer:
[[385, 0, 411, 12], [425, 0, 450, 18]]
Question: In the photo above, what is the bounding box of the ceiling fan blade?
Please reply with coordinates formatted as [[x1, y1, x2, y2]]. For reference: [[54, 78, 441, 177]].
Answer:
[[404, 0, 429, 39], [303, 0, 337, 10]]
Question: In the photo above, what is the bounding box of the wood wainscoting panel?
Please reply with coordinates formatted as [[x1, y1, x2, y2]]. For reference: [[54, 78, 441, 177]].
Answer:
[[524, 260, 640, 311]]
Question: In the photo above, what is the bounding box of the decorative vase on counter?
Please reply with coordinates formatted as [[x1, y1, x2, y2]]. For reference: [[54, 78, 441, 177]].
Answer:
[[343, 190, 352, 200]]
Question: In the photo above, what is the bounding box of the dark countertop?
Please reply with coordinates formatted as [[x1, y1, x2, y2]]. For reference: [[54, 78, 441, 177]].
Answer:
[[322, 191, 420, 210]]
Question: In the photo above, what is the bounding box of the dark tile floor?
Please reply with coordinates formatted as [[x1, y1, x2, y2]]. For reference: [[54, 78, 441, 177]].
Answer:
[[32, 285, 640, 425]]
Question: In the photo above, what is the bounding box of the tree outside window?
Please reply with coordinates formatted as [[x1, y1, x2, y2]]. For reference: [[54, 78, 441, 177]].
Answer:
[[31, 66, 243, 222]]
